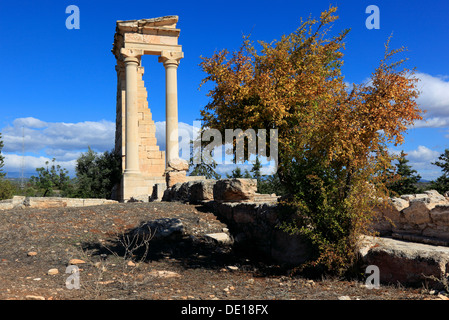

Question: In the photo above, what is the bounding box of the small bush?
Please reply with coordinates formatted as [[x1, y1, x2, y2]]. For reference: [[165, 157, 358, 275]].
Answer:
[[0, 180, 15, 201]]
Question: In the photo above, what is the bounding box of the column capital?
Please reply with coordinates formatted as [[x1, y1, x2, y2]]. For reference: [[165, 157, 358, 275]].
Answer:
[[120, 48, 143, 64], [158, 51, 184, 67]]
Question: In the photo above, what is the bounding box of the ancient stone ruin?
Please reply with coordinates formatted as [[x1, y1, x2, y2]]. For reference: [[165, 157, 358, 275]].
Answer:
[[112, 16, 197, 202], [162, 179, 449, 287]]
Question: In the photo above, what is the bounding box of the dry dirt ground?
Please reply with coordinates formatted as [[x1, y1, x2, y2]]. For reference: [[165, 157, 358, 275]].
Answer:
[[0, 201, 442, 302]]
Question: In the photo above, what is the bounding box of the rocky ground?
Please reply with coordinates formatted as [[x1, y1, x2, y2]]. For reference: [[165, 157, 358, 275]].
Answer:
[[0, 201, 445, 302]]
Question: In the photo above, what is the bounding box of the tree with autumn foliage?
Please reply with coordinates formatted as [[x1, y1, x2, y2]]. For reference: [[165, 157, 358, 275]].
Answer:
[[199, 7, 423, 274]]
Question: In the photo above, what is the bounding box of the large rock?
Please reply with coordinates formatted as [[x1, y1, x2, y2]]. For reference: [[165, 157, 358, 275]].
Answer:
[[189, 180, 216, 202], [213, 178, 257, 202], [167, 158, 189, 171], [359, 236, 449, 287], [133, 218, 184, 241]]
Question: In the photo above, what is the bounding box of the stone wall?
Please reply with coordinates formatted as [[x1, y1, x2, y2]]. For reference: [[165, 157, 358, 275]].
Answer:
[[162, 178, 309, 265], [372, 190, 449, 245], [0, 196, 118, 210]]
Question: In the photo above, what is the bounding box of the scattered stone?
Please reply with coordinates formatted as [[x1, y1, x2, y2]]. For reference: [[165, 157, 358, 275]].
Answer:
[[227, 266, 238, 271], [167, 158, 189, 171], [127, 261, 136, 267], [47, 268, 59, 275], [437, 294, 449, 300], [204, 233, 233, 245], [338, 296, 351, 300], [97, 280, 115, 285], [69, 259, 86, 265], [25, 295, 45, 300], [213, 178, 257, 202], [149, 270, 181, 278], [27, 251, 37, 257]]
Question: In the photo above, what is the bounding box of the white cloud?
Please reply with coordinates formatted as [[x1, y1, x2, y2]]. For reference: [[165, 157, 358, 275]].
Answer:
[[3, 154, 77, 177], [1, 117, 202, 177], [390, 145, 442, 181], [415, 72, 449, 117], [2, 117, 115, 154], [1, 117, 115, 177], [405, 145, 440, 162], [410, 72, 449, 128]]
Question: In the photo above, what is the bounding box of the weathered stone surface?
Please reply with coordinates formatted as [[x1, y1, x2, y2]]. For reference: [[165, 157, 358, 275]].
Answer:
[[430, 205, 449, 225], [166, 171, 187, 188], [148, 270, 181, 278], [167, 158, 189, 171], [134, 218, 184, 241], [213, 179, 257, 202], [402, 201, 432, 225], [69, 259, 86, 265], [47, 268, 59, 275], [204, 233, 233, 245], [1, 197, 118, 210], [188, 180, 216, 202], [162, 179, 217, 203], [359, 236, 449, 287], [371, 190, 449, 244], [127, 195, 150, 202]]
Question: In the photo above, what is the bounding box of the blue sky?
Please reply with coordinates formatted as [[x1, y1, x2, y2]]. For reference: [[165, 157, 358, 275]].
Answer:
[[1, 0, 448, 180]]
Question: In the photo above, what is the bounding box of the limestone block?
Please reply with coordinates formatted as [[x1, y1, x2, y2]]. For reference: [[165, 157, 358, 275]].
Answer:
[[204, 233, 233, 245], [359, 236, 449, 287], [188, 180, 216, 202], [402, 201, 432, 225], [166, 170, 187, 187], [430, 205, 449, 225], [167, 158, 189, 171], [213, 178, 257, 202]]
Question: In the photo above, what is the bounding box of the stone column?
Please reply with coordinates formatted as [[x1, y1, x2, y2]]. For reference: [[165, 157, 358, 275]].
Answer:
[[159, 51, 184, 166], [121, 49, 143, 175]]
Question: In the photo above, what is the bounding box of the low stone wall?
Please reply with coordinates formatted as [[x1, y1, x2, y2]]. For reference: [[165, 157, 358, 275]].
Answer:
[[163, 178, 308, 265], [208, 201, 311, 265], [0, 196, 118, 210], [372, 190, 449, 245]]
